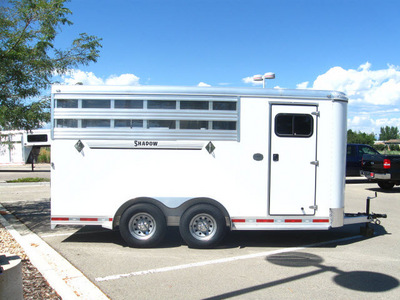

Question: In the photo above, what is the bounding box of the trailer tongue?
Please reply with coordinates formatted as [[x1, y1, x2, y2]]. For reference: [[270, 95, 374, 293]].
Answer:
[[344, 193, 387, 236]]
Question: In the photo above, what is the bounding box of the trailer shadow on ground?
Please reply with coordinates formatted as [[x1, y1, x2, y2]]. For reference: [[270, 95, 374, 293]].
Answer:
[[1, 199, 390, 249], [58, 222, 389, 251], [218, 223, 388, 249], [366, 186, 400, 193]]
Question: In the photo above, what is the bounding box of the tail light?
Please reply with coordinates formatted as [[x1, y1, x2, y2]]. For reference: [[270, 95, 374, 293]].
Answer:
[[383, 159, 391, 169]]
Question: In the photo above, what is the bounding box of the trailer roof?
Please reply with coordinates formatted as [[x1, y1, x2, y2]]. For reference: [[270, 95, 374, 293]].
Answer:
[[52, 85, 348, 102]]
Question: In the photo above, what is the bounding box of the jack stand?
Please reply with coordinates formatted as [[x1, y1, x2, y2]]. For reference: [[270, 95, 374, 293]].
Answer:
[[360, 223, 375, 237], [360, 192, 377, 237]]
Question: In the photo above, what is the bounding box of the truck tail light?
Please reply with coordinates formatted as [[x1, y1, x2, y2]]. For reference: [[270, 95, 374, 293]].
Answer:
[[383, 159, 391, 169]]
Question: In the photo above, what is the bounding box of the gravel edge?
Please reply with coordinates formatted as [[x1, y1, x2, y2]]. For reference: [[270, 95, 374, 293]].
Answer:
[[0, 222, 61, 300]]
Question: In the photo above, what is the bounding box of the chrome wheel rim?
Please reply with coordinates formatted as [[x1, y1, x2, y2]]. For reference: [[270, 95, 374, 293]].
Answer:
[[128, 212, 156, 240], [189, 213, 217, 241]]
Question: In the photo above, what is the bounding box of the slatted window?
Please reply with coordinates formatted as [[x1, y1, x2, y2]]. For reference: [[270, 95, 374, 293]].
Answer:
[[180, 101, 209, 110], [180, 121, 209, 130], [115, 100, 143, 109], [82, 119, 111, 128], [56, 119, 78, 128], [57, 99, 78, 108], [114, 120, 143, 128], [82, 100, 111, 109], [53, 96, 239, 140]]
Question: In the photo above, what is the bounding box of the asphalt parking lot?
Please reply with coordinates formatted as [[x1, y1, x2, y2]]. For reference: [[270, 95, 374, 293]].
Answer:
[[0, 166, 399, 299]]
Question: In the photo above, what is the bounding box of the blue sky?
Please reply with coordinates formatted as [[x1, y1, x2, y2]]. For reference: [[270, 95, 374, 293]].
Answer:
[[54, 0, 400, 136]]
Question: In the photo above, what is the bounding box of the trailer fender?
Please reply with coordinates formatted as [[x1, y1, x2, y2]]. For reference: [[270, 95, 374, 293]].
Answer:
[[113, 197, 231, 229]]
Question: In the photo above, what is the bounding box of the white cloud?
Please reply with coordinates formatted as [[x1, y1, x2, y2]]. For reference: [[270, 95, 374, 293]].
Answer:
[[311, 63, 400, 106], [198, 82, 211, 87], [347, 115, 375, 129], [375, 118, 400, 127], [105, 74, 140, 86], [348, 116, 400, 135], [300, 63, 400, 134], [296, 81, 309, 89], [364, 78, 400, 105], [57, 70, 140, 86], [60, 70, 104, 85]]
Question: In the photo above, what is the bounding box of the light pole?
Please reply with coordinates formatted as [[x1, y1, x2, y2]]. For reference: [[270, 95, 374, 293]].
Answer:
[[253, 72, 275, 88]]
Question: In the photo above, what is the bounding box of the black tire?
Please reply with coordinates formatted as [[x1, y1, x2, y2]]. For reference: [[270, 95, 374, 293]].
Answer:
[[120, 204, 166, 248], [179, 204, 227, 249], [378, 182, 395, 190]]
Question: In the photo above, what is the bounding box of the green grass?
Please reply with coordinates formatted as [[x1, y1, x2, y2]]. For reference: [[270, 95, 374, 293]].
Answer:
[[6, 177, 50, 183], [381, 150, 400, 155]]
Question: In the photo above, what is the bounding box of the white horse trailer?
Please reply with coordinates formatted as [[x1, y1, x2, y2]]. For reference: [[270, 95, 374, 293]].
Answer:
[[50, 85, 384, 248]]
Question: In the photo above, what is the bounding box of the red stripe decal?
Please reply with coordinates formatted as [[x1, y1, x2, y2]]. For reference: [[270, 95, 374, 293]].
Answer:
[[313, 219, 329, 223], [256, 219, 274, 223], [285, 219, 302, 223], [232, 219, 246, 223], [80, 218, 98, 222], [51, 217, 69, 221]]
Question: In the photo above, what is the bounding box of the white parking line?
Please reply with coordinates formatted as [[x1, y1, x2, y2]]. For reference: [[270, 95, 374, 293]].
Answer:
[[95, 235, 361, 282]]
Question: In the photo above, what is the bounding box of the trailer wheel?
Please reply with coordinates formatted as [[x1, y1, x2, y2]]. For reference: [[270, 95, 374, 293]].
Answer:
[[120, 204, 166, 248], [179, 204, 226, 249]]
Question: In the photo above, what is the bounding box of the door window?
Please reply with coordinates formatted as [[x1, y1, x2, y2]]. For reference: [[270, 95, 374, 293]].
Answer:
[[275, 113, 313, 137]]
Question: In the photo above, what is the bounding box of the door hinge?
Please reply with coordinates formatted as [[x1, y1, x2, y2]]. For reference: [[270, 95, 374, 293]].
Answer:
[[311, 111, 320, 117], [309, 205, 318, 210], [310, 160, 319, 166]]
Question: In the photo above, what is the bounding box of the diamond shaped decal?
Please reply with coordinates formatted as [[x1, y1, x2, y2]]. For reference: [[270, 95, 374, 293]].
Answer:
[[205, 142, 215, 154], [75, 140, 85, 153]]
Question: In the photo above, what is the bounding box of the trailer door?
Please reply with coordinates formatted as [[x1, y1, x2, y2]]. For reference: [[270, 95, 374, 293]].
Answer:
[[269, 104, 318, 215]]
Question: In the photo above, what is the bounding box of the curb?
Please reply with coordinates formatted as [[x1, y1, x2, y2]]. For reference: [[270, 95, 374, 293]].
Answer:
[[0, 182, 50, 186], [0, 204, 109, 300]]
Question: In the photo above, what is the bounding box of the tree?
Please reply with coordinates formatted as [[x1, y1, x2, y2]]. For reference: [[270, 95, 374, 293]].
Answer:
[[347, 129, 375, 145], [0, 0, 102, 131], [379, 126, 399, 141]]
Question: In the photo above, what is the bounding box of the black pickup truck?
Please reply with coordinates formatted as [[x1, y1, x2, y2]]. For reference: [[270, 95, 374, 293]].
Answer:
[[346, 144, 380, 176], [361, 152, 400, 190]]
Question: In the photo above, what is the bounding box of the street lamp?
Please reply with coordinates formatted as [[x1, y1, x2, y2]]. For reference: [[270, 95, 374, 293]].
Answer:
[[253, 72, 275, 88]]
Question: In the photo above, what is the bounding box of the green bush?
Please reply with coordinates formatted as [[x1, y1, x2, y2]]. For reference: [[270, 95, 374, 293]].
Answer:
[[373, 144, 387, 151], [37, 147, 51, 163], [389, 144, 400, 151], [7, 177, 50, 183], [373, 144, 400, 152]]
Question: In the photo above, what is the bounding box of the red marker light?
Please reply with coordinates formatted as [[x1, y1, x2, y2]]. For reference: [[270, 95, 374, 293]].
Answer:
[[383, 159, 391, 169]]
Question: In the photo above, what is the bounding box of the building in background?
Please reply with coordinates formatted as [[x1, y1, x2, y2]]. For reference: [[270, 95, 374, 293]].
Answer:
[[0, 130, 50, 165]]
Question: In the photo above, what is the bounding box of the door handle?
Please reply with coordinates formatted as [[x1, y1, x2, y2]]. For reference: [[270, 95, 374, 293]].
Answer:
[[273, 154, 279, 161]]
